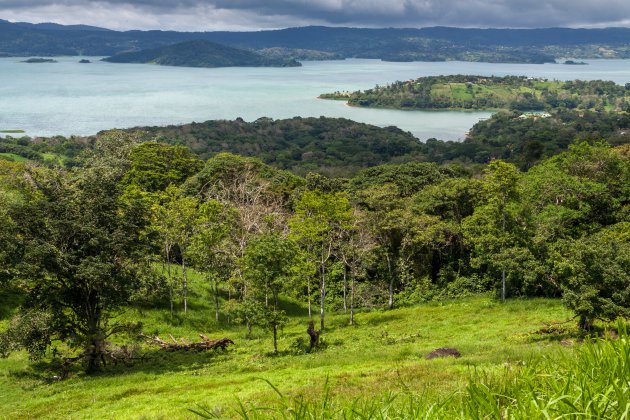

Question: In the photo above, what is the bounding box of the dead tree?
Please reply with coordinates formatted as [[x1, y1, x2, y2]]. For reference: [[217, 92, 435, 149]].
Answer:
[[140, 334, 234, 352], [307, 320, 320, 350]]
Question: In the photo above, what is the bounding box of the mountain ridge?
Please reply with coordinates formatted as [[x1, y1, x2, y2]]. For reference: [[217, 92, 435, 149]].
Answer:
[[1, 20, 630, 63]]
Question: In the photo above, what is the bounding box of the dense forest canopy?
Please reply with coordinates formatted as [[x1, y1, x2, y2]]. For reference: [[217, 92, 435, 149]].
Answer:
[[3, 111, 629, 175]]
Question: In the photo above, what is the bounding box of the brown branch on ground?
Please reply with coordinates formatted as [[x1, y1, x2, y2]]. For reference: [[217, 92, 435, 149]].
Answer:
[[140, 334, 234, 351]]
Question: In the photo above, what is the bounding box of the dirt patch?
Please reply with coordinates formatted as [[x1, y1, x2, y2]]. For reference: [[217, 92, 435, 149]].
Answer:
[[426, 348, 461, 360]]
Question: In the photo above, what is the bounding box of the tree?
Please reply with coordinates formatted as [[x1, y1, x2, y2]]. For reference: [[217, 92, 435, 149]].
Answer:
[[290, 190, 353, 330], [185, 153, 300, 299], [557, 223, 630, 331], [188, 200, 236, 322], [462, 160, 526, 302], [354, 183, 410, 309], [3, 133, 153, 372], [0, 161, 29, 286], [338, 209, 376, 325], [152, 186, 199, 314], [123, 142, 203, 192], [242, 233, 296, 353]]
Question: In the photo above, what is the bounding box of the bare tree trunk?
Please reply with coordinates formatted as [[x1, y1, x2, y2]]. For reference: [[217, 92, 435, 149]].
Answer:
[[386, 254, 394, 310], [227, 288, 231, 324], [213, 278, 220, 322], [501, 210, 507, 303], [343, 264, 348, 313], [307, 278, 312, 319], [182, 255, 188, 313], [350, 272, 355, 326], [320, 253, 326, 331], [166, 249, 173, 317]]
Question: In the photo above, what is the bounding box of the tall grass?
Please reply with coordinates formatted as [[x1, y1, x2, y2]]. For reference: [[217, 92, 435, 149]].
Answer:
[[195, 324, 630, 419]]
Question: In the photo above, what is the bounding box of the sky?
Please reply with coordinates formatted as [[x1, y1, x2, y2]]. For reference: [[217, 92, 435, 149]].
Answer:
[[1, 0, 630, 31]]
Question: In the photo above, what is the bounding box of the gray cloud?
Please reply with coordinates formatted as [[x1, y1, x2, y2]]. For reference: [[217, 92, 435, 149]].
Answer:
[[1, 0, 629, 30]]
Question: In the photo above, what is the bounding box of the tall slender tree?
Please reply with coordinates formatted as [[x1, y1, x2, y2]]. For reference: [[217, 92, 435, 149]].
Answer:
[[290, 190, 353, 330]]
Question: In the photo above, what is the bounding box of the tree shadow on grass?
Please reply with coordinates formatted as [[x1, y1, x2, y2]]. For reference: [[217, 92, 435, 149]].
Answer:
[[9, 346, 234, 384], [0, 287, 24, 321]]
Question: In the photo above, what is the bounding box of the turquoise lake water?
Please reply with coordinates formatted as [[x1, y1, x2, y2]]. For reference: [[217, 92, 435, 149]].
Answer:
[[2, 57, 630, 140]]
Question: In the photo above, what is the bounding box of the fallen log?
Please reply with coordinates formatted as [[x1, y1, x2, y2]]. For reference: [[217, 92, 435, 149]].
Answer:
[[140, 334, 234, 352]]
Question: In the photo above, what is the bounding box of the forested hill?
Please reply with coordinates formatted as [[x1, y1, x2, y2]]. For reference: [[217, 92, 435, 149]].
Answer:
[[320, 75, 630, 111], [123, 117, 423, 176], [103, 40, 301, 68], [2, 112, 630, 174], [2, 20, 630, 62]]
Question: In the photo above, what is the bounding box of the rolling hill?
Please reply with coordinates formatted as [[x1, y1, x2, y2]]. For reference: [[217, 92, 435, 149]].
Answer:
[[103, 40, 301, 68]]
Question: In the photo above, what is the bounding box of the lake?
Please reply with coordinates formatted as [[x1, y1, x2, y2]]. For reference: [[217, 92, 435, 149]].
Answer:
[[2, 57, 630, 140]]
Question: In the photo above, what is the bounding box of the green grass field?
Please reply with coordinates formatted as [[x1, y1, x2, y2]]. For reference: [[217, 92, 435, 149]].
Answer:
[[0, 265, 580, 420]]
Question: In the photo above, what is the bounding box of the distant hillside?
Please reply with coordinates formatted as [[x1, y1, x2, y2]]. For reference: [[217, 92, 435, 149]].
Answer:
[[123, 117, 423, 177], [321, 75, 630, 111], [2, 20, 630, 63], [103, 40, 301, 68]]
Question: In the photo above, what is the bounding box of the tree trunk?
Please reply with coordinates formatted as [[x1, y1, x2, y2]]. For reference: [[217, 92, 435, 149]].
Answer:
[[272, 324, 278, 354], [320, 254, 326, 331], [307, 278, 312, 319], [85, 304, 104, 373], [227, 288, 231, 324], [343, 264, 348, 313], [579, 315, 593, 331], [213, 277, 220, 322], [501, 206, 507, 303], [166, 246, 173, 316], [307, 320, 320, 350], [386, 254, 394, 310], [350, 272, 355, 326], [182, 256, 188, 313]]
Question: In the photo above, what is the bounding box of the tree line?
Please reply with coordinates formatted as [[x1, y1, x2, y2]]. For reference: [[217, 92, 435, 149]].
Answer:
[[0, 132, 628, 371]]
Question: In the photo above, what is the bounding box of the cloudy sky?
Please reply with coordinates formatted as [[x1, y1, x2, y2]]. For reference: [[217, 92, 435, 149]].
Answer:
[[1, 0, 630, 31]]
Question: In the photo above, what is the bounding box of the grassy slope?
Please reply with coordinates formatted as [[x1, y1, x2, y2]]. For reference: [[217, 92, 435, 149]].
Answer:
[[0, 270, 574, 419]]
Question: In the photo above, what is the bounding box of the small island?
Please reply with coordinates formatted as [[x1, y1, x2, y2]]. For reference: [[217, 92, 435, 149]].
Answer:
[[21, 58, 57, 63], [563, 60, 588, 65], [78, 59, 91, 63], [103, 40, 301, 68]]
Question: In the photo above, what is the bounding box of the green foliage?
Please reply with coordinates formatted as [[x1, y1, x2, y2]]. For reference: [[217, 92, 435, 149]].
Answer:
[[131, 117, 425, 177], [323, 75, 630, 112], [558, 224, 630, 330], [124, 142, 204, 192], [0, 310, 52, 360], [4, 132, 154, 371]]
